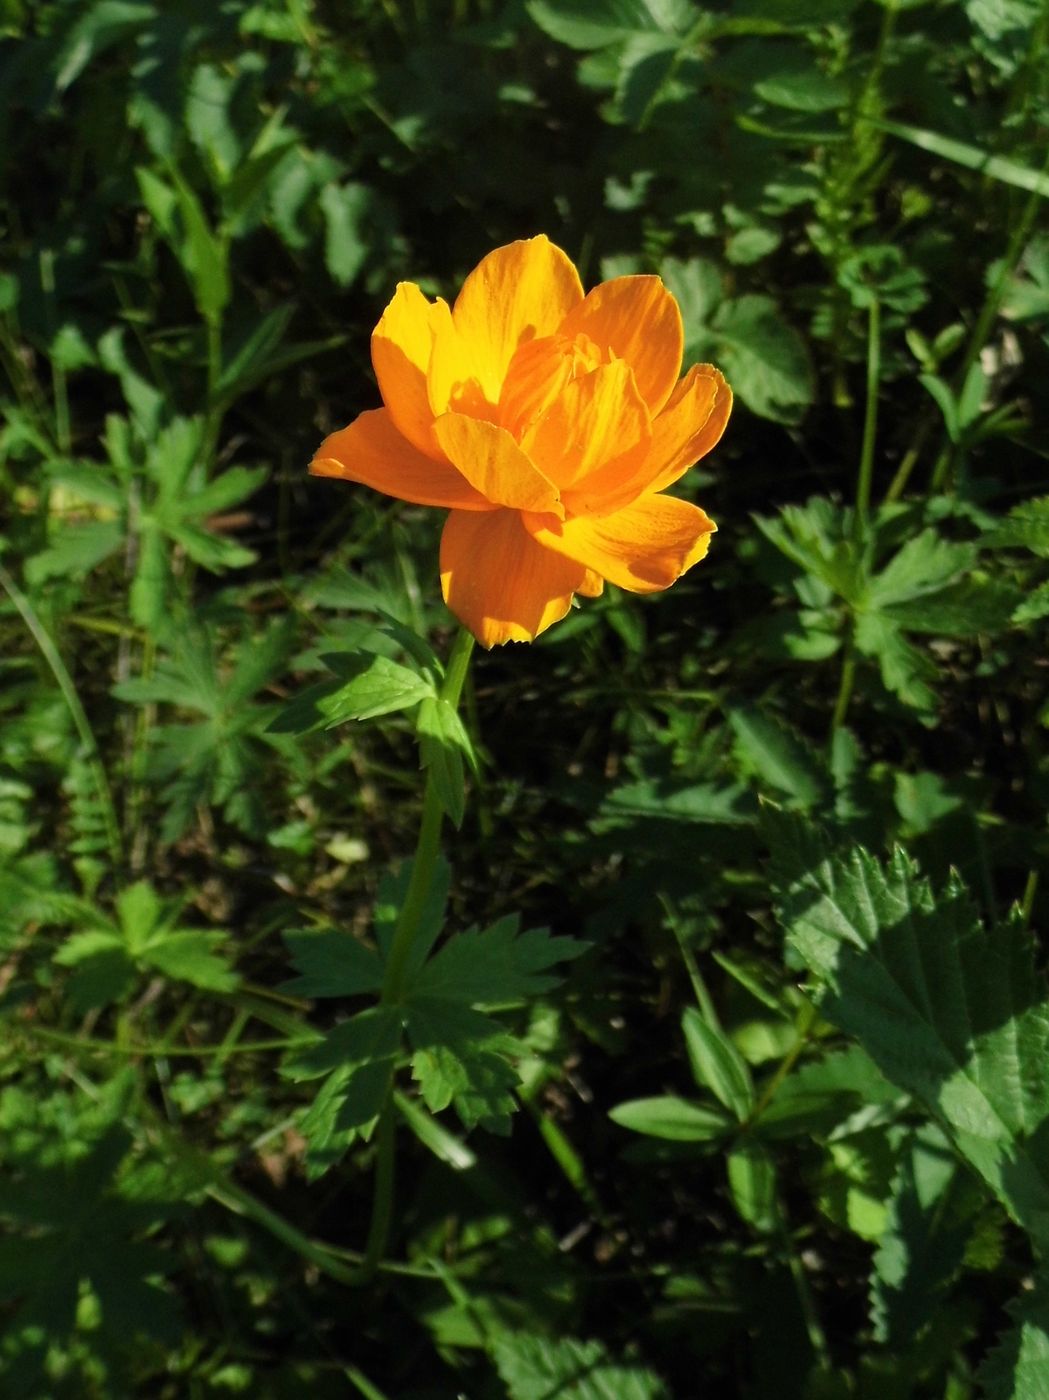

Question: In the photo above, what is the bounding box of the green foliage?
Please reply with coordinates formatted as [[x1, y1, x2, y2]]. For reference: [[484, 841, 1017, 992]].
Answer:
[[2, 0, 1048, 1390]]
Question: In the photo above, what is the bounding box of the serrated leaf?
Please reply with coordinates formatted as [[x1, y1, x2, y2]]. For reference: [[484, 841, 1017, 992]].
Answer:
[[318, 653, 434, 725], [411, 914, 587, 1006], [881, 577, 1020, 634], [492, 1331, 668, 1400], [711, 294, 815, 423], [281, 929, 383, 998], [141, 930, 238, 991], [1014, 580, 1049, 624], [867, 530, 975, 608], [978, 1270, 1049, 1400], [25, 521, 123, 584], [727, 705, 827, 809], [609, 1095, 732, 1141], [405, 996, 519, 1132], [768, 811, 1049, 1245], [985, 496, 1049, 559], [283, 1005, 402, 1081], [854, 612, 939, 711], [870, 1124, 978, 1347], [682, 1007, 754, 1118]]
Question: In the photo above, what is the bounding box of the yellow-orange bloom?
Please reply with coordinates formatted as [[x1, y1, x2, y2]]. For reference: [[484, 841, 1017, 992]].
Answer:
[[311, 235, 731, 647]]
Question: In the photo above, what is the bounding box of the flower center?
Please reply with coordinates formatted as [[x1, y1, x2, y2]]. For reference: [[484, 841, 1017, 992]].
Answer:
[[497, 332, 605, 441]]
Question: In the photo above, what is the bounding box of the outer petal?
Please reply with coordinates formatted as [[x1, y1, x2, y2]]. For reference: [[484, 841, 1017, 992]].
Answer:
[[645, 365, 733, 495], [524, 494, 716, 594], [371, 283, 449, 460], [311, 408, 492, 511], [522, 360, 651, 499], [558, 276, 683, 416], [434, 412, 563, 516], [432, 236, 584, 409], [440, 507, 586, 646]]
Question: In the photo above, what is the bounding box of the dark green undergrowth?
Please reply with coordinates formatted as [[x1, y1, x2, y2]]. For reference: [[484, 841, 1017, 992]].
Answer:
[[2, 0, 1049, 1395]]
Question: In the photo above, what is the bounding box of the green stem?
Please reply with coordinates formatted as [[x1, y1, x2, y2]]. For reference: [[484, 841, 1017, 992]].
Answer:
[[357, 627, 476, 1281], [854, 297, 880, 538], [829, 638, 857, 741], [0, 561, 123, 870]]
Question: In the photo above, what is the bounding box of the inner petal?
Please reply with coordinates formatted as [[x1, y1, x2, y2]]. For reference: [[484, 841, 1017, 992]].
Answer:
[[498, 332, 604, 441]]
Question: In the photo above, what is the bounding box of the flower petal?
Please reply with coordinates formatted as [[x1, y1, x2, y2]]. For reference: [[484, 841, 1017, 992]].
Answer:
[[311, 408, 493, 511], [558, 275, 683, 416], [522, 360, 651, 502], [645, 365, 733, 495], [431, 236, 584, 410], [524, 494, 716, 594], [440, 507, 586, 646], [371, 282, 450, 459], [434, 412, 563, 515]]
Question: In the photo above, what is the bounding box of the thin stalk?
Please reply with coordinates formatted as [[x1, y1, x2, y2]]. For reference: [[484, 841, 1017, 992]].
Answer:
[[356, 627, 476, 1282], [829, 639, 858, 741], [0, 561, 123, 870], [854, 296, 881, 538]]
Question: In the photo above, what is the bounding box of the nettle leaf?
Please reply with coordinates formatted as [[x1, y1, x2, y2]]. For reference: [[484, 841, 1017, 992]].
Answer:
[[492, 1330, 669, 1400], [768, 811, 1049, 1246], [978, 1269, 1049, 1400], [410, 914, 587, 1006], [281, 928, 383, 998], [870, 1124, 981, 1348]]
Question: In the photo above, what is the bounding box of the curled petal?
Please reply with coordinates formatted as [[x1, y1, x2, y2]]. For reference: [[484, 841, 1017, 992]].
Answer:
[[645, 365, 733, 495], [311, 408, 492, 511], [558, 276, 683, 416], [523, 359, 651, 500], [371, 283, 450, 459], [431, 236, 584, 410], [524, 494, 716, 594], [440, 508, 586, 647], [434, 412, 563, 516]]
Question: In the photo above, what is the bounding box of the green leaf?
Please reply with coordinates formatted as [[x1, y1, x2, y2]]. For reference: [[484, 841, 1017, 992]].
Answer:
[[768, 811, 1049, 1245], [727, 705, 828, 809], [182, 465, 267, 520], [492, 1331, 668, 1400], [417, 694, 472, 827], [319, 182, 371, 288], [526, 0, 693, 50], [985, 496, 1049, 559], [870, 116, 1049, 199], [867, 530, 974, 608], [141, 930, 239, 992], [880, 577, 1020, 635], [609, 1095, 732, 1141], [682, 1007, 755, 1118], [411, 914, 587, 1005], [854, 612, 939, 712], [870, 1125, 978, 1347], [283, 1005, 402, 1081], [406, 996, 519, 1132], [169, 170, 230, 324], [978, 1271, 1049, 1400], [1014, 580, 1049, 624], [319, 653, 435, 726], [281, 929, 384, 998], [25, 521, 123, 584], [727, 1139, 778, 1231], [711, 294, 815, 423]]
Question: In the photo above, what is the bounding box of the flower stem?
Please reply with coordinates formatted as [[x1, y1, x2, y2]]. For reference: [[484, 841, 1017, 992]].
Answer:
[[853, 296, 880, 539], [356, 627, 475, 1281]]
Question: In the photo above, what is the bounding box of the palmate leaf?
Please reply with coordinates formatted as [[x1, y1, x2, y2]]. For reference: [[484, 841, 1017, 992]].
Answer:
[[411, 914, 587, 1006], [768, 811, 1049, 1246]]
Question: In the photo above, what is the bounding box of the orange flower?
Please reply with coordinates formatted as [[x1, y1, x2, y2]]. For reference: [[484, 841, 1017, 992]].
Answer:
[[311, 236, 731, 647]]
